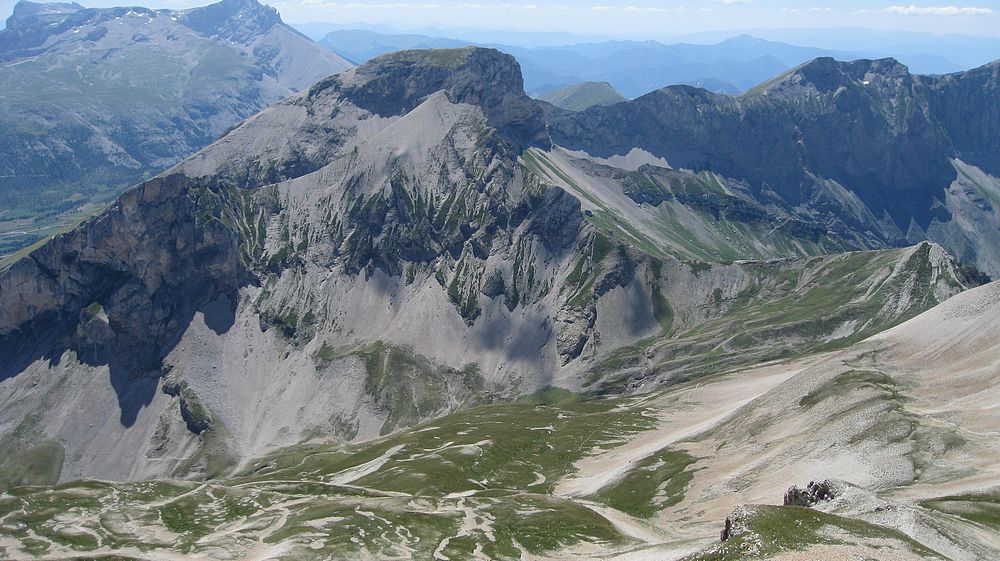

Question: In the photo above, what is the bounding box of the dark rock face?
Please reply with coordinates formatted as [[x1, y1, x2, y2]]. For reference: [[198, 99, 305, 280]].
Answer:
[[783, 479, 839, 507], [481, 270, 506, 298], [555, 304, 596, 363], [1, 1, 89, 56], [547, 57, 1000, 241], [527, 186, 582, 251], [181, 0, 281, 42], [929, 60, 1000, 173], [720, 515, 734, 541], [163, 379, 213, 434], [0, 175, 246, 423], [313, 48, 549, 151]]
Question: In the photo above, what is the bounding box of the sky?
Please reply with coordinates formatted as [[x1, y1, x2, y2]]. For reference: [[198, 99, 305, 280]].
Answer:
[[2, 0, 999, 37]]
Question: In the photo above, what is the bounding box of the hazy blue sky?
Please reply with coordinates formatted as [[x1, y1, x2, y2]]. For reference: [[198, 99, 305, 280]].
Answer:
[[2, 0, 999, 37]]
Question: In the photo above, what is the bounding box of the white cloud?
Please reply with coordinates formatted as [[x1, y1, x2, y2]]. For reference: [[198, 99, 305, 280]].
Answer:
[[884, 5, 994, 15]]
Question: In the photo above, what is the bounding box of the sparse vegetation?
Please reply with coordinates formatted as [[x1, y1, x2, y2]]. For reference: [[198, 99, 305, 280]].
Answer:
[[0, 439, 65, 490], [686, 505, 945, 561], [591, 448, 696, 517], [921, 493, 1000, 530]]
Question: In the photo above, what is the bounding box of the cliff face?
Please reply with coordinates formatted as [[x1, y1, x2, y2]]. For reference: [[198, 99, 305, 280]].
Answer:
[[546, 57, 1000, 275], [0, 175, 244, 369], [323, 48, 550, 151]]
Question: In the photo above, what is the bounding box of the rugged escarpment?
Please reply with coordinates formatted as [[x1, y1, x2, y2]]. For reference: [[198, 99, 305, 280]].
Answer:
[[320, 48, 549, 150], [0, 175, 245, 379], [546, 57, 1000, 276], [0, 48, 980, 485], [178, 46, 548, 188]]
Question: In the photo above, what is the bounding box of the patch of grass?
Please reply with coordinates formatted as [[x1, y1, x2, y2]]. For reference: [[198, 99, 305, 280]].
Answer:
[[686, 505, 944, 560], [798, 370, 899, 408], [358, 341, 483, 435], [921, 493, 1000, 530], [158, 486, 260, 552], [326, 394, 656, 497], [516, 386, 582, 406], [0, 439, 64, 490], [488, 494, 623, 555], [592, 232, 614, 263], [159, 494, 213, 538], [651, 286, 674, 333], [265, 498, 457, 552], [312, 341, 357, 368], [591, 448, 697, 518], [686, 260, 712, 274]]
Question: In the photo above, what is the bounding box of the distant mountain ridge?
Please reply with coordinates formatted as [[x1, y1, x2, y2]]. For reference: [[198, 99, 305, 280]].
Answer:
[[547, 56, 1000, 275], [318, 28, 467, 63], [0, 0, 351, 259], [317, 29, 861, 97], [677, 27, 1000, 75]]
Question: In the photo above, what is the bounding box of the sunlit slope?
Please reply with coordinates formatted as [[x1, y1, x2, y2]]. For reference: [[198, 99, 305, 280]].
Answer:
[[3, 282, 1000, 560]]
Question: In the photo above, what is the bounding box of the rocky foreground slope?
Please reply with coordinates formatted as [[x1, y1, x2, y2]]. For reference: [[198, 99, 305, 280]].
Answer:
[[1, 280, 997, 560], [0, 48, 979, 487], [0, 0, 351, 257]]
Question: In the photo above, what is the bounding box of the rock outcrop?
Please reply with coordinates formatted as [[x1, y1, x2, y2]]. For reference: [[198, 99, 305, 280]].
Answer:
[[783, 479, 840, 507], [313, 47, 549, 151]]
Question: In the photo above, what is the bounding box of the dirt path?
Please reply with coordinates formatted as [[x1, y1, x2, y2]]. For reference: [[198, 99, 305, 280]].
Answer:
[[575, 500, 672, 543], [554, 356, 825, 498]]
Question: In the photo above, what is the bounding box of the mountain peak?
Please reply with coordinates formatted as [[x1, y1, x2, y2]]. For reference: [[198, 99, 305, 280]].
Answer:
[[315, 47, 549, 150], [750, 56, 912, 95], [719, 34, 770, 46], [10, 0, 82, 17], [804, 56, 909, 79], [5, 0, 83, 29], [180, 0, 282, 41]]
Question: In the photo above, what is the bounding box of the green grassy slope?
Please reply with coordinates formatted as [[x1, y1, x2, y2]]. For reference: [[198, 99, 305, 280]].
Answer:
[[540, 82, 627, 111]]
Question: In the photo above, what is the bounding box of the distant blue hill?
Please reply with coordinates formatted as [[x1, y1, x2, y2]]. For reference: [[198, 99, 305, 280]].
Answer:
[[316, 30, 858, 98]]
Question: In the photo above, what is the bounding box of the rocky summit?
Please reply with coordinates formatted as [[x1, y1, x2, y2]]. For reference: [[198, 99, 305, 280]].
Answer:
[[0, 43, 998, 561]]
